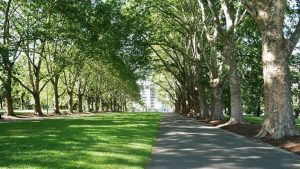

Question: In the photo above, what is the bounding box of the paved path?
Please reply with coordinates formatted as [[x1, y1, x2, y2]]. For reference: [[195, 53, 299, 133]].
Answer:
[[147, 112, 300, 169]]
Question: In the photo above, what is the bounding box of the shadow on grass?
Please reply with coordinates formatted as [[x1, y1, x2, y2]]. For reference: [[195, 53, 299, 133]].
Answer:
[[0, 112, 161, 169]]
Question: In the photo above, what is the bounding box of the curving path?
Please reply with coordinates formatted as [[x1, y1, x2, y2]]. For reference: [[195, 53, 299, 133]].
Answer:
[[147, 112, 300, 169]]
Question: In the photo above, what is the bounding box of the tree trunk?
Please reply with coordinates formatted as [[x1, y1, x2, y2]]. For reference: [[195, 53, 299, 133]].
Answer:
[[0, 97, 3, 110], [33, 92, 43, 116], [254, 99, 261, 117], [51, 77, 61, 115], [67, 90, 73, 113], [211, 83, 224, 120], [198, 83, 209, 119], [298, 75, 300, 114], [224, 35, 243, 124], [2, 0, 14, 116], [101, 100, 105, 112], [256, 31, 296, 139], [209, 45, 224, 120], [77, 94, 83, 113], [4, 89, 14, 116], [113, 99, 117, 112], [242, 1, 297, 139], [20, 93, 25, 110], [95, 96, 100, 112], [196, 60, 210, 119], [240, 0, 299, 140], [3, 71, 15, 116]]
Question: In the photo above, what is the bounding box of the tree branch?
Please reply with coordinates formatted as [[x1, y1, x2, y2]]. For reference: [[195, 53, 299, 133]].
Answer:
[[12, 76, 34, 94], [286, 20, 300, 56]]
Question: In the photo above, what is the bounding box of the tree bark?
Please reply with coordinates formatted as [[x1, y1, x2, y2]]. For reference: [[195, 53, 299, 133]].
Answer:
[[195, 60, 210, 118], [257, 33, 295, 138], [224, 35, 243, 124], [2, 0, 15, 116], [67, 90, 73, 113], [211, 82, 224, 120], [3, 75, 15, 116], [198, 82, 209, 119], [95, 96, 100, 112], [51, 76, 61, 115], [240, 0, 297, 139], [77, 94, 83, 113], [0, 97, 3, 110], [20, 93, 25, 110], [209, 44, 224, 120], [33, 92, 43, 116]]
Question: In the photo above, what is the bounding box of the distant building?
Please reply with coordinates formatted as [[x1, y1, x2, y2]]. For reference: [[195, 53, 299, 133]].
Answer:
[[131, 78, 171, 112]]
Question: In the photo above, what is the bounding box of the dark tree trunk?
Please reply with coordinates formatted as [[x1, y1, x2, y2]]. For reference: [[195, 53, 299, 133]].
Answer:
[[124, 100, 127, 112], [33, 92, 43, 116], [87, 96, 92, 112], [101, 100, 105, 112], [95, 96, 100, 112], [181, 94, 187, 115], [67, 90, 73, 113], [0, 97, 3, 110], [77, 94, 83, 113], [175, 99, 181, 114], [20, 93, 25, 110], [113, 99, 117, 112], [3, 72, 15, 116], [110, 98, 113, 112], [211, 84, 224, 120], [198, 83, 209, 119], [53, 89, 60, 114], [51, 76, 61, 115], [254, 100, 261, 117], [2, 0, 14, 116]]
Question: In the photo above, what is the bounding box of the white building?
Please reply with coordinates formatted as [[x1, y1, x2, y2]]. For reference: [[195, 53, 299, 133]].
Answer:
[[132, 78, 171, 112]]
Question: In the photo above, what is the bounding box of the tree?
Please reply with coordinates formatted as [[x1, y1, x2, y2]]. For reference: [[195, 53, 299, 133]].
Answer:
[[0, 0, 26, 116], [240, 0, 300, 139]]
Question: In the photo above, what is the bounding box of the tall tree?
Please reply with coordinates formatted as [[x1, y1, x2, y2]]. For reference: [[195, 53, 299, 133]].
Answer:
[[240, 0, 300, 139]]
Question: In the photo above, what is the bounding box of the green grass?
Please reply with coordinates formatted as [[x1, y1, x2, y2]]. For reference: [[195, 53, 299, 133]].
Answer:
[[226, 114, 300, 127], [0, 112, 161, 169]]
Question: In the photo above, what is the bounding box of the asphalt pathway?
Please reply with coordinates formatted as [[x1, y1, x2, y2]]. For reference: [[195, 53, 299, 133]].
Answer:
[[147, 112, 300, 169]]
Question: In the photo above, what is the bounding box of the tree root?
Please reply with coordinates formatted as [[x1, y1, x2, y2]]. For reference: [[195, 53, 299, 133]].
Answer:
[[217, 118, 247, 128], [255, 128, 269, 138]]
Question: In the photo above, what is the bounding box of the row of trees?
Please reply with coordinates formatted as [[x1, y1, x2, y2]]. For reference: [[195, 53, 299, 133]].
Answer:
[[0, 1, 148, 116], [135, 0, 300, 139], [1, 0, 299, 140]]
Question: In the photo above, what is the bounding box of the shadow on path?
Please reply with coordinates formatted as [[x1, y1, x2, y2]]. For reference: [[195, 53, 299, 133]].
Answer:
[[147, 112, 300, 169]]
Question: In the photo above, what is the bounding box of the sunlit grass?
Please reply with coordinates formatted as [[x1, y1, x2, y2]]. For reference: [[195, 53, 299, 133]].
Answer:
[[0, 112, 161, 169]]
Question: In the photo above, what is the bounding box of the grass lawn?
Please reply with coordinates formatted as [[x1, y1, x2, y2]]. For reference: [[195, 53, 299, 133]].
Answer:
[[0, 112, 161, 169]]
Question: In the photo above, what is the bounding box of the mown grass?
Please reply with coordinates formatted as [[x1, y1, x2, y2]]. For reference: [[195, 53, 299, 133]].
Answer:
[[225, 115, 300, 127], [0, 112, 161, 169]]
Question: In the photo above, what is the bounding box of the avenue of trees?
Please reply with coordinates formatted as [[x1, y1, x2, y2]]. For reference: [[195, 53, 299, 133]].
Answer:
[[134, 0, 299, 139], [0, 0, 149, 116], [1, 0, 300, 140]]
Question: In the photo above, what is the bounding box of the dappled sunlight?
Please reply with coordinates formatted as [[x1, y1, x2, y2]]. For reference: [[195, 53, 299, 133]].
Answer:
[[165, 131, 216, 136], [148, 112, 300, 169], [0, 112, 161, 169], [233, 146, 274, 150]]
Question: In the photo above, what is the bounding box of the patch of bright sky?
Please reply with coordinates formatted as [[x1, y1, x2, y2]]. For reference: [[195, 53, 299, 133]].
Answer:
[[285, 0, 300, 54]]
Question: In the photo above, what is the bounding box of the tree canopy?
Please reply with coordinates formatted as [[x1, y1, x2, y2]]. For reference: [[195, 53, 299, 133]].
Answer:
[[0, 0, 300, 140]]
